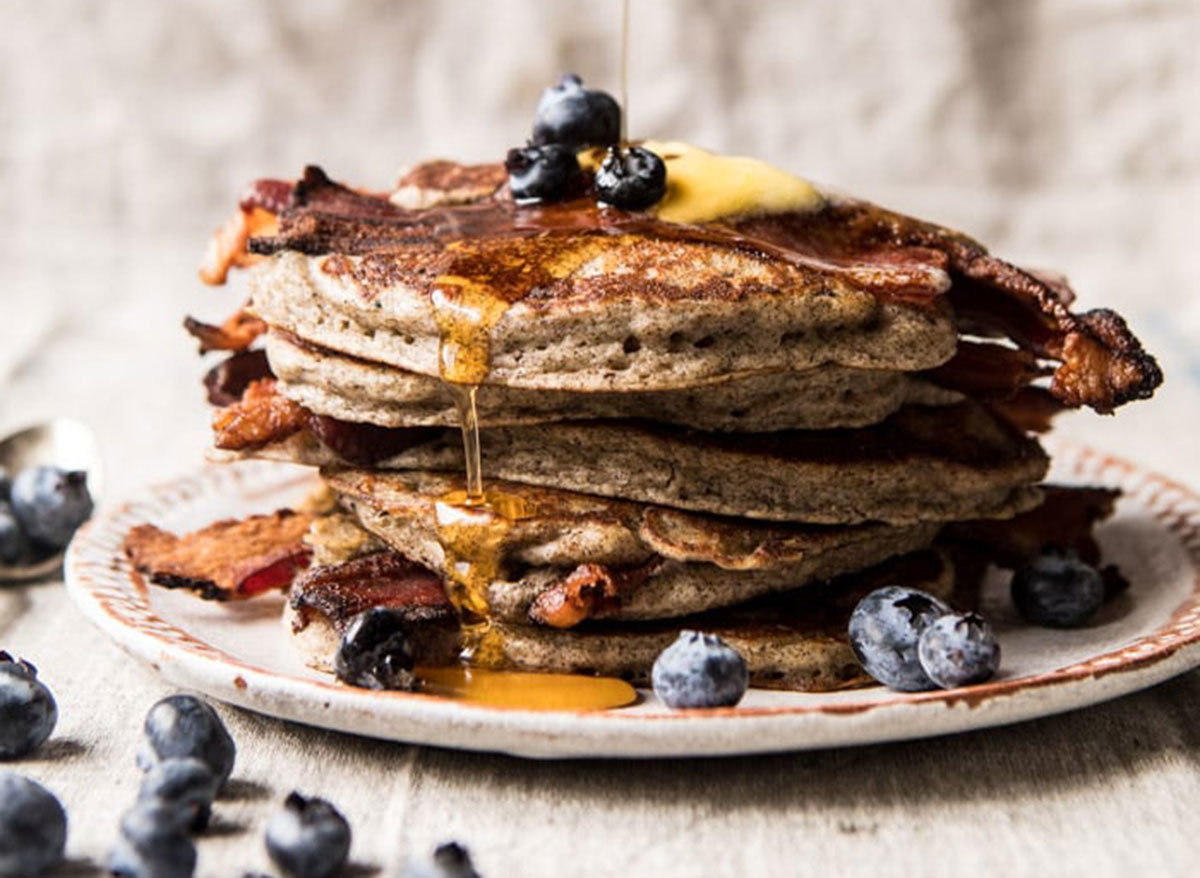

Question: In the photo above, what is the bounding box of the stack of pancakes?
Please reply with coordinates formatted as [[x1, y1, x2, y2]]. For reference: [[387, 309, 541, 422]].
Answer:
[[192, 144, 1160, 690]]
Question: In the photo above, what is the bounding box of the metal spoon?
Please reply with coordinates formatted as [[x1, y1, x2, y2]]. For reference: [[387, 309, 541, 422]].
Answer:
[[0, 419, 105, 582]]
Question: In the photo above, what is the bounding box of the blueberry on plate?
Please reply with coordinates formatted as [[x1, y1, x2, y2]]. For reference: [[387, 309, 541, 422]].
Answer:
[[651, 630, 748, 709], [1011, 547, 1104, 628], [505, 144, 582, 204], [531, 73, 621, 149], [10, 466, 93, 550], [335, 607, 419, 691], [0, 652, 57, 758], [848, 586, 951, 691], [110, 799, 197, 878], [917, 612, 1001, 689], [138, 757, 220, 832], [0, 773, 67, 877], [265, 792, 351, 878], [138, 694, 236, 788], [403, 842, 482, 878], [0, 502, 26, 565], [594, 146, 667, 211]]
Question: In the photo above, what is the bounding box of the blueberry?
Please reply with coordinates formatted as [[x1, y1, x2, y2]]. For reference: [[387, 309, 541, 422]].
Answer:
[[651, 630, 748, 709], [10, 466, 93, 550], [138, 757, 220, 832], [265, 792, 351, 878], [138, 695, 236, 788], [594, 146, 667, 211], [505, 144, 582, 204], [110, 800, 196, 878], [0, 774, 66, 876], [848, 586, 951, 691], [917, 613, 1001, 689], [1011, 547, 1105, 628], [403, 842, 481, 878], [531, 73, 621, 149], [0, 503, 25, 565], [0, 652, 57, 758], [335, 608, 418, 691]]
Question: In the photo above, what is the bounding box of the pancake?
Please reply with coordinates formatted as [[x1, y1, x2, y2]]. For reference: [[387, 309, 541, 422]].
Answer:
[[266, 331, 962, 431], [485, 547, 962, 689], [218, 395, 1048, 525], [248, 245, 958, 393], [321, 468, 947, 623], [284, 545, 962, 692]]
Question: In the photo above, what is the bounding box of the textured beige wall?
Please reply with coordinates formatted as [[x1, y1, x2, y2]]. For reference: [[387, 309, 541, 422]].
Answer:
[[2, 2, 1195, 228], [0, 0, 1197, 488]]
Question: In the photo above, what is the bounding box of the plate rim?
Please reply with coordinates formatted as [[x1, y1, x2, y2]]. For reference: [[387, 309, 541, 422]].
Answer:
[[63, 440, 1200, 758]]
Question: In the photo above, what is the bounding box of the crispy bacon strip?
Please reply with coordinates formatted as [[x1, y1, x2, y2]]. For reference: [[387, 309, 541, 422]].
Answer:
[[212, 379, 308, 451], [947, 485, 1119, 570], [212, 379, 441, 464], [924, 340, 1066, 432], [528, 560, 663, 629], [947, 277, 1160, 414], [204, 349, 273, 406], [947, 484, 1128, 597], [199, 180, 291, 285], [925, 340, 1050, 400], [773, 198, 1161, 413], [183, 309, 268, 354], [125, 510, 313, 600], [199, 207, 277, 285], [289, 552, 460, 666], [986, 387, 1064, 434], [290, 552, 451, 624], [305, 415, 440, 467]]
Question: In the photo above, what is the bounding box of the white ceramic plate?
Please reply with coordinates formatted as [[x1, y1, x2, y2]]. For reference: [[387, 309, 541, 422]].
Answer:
[[64, 441, 1200, 759]]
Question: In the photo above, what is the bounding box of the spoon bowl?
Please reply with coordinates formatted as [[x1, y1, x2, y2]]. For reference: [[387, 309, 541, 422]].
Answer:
[[0, 419, 104, 582]]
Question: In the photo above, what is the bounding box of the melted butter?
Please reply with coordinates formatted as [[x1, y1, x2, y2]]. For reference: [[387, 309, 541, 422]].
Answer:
[[644, 141, 824, 224], [418, 666, 638, 711], [580, 141, 824, 225]]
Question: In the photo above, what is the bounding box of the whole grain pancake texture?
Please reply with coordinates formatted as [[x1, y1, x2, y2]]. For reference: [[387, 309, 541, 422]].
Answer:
[[143, 132, 1162, 696]]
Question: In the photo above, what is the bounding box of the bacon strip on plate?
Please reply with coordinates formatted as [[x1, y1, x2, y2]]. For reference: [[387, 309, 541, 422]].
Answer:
[[125, 509, 314, 600]]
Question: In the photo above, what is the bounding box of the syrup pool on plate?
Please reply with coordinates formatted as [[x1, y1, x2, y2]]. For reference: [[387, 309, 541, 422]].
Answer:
[[417, 666, 639, 711]]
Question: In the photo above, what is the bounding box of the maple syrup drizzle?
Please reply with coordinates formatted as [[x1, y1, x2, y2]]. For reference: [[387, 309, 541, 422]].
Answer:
[[452, 385, 485, 504], [433, 484, 534, 661], [418, 666, 638, 711]]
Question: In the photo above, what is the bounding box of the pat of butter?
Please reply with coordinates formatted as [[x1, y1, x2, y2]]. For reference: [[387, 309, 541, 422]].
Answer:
[[580, 141, 823, 225]]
